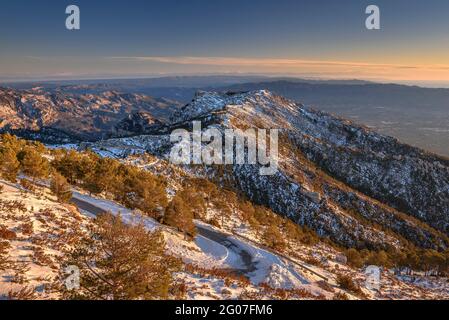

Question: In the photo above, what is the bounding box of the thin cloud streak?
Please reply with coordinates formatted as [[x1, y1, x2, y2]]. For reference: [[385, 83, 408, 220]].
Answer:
[[107, 56, 449, 71], [4, 56, 449, 83], [104, 56, 449, 82]]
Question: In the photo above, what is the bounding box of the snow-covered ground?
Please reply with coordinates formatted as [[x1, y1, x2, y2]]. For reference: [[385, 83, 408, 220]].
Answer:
[[71, 190, 325, 293], [0, 180, 90, 299], [71, 191, 242, 270], [67, 177, 449, 300], [2, 179, 448, 300]]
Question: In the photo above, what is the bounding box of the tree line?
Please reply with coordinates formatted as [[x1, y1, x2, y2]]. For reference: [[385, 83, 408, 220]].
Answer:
[[1, 133, 449, 276]]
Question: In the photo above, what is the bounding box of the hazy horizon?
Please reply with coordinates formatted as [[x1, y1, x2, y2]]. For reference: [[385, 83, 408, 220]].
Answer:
[[4, 74, 449, 90]]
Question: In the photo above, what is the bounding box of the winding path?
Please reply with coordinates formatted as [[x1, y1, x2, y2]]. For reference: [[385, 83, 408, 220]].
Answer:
[[196, 225, 257, 276], [70, 195, 257, 277]]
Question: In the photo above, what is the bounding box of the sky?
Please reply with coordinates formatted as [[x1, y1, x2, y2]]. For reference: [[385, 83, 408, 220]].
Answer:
[[1, 0, 449, 84]]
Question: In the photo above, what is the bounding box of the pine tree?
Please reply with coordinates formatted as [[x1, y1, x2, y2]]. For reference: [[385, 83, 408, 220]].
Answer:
[[444, 251, 449, 275], [113, 165, 168, 215], [284, 220, 305, 242], [346, 248, 364, 268], [164, 195, 197, 239], [52, 150, 95, 184], [422, 249, 446, 276], [366, 250, 391, 268], [0, 133, 23, 154], [0, 148, 20, 182], [50, 172, 72, 203], [140, 173, 168, 214], [263, 225, 286, 251], [82, 157, 120, 195], [239, 200, 256, 223], [62, 214, 181, 300], [404, 249, 420, 274], [179, 188, 206, 220], [18, 147, 49, 182]]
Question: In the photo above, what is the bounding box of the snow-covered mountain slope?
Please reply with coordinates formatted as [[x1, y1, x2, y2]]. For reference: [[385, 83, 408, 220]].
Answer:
[[0, 87, 181, 142], [3, 178, 446, 300], [0, 180, 90, 299], [69, 191, 331, 294], [0, 179, 344, 300], [79, 90, 449, 251]]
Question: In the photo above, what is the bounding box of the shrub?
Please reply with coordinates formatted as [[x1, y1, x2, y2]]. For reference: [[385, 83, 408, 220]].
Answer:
[[346, 248, 364, 268], [336, 274, 362, 295], [221, 288, 232, 296], [333, 292, 350, 300], [207, 218, 221, 228], [50, 172, 72, 203], [113, 165, 168, 214], [305, 256, 323, 267], [19, 178, 35, 192], [20, 222, 34, 236], [82, 157, 120, 194], [263, 225, 286, 251], [0, 240, 11, 270], [51, 150, 95, 184], [7, 287, 36, 300], [0, 226, 17, 240], [179, 188, 206, 220], [316, 280, 335, 293]]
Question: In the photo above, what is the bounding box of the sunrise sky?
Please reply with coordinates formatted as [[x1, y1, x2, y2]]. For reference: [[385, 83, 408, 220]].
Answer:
[[2, 0, 449, 85]]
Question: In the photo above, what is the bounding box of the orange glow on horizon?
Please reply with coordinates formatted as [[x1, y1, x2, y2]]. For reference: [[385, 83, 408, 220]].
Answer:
[[108, 56, 449, 82]]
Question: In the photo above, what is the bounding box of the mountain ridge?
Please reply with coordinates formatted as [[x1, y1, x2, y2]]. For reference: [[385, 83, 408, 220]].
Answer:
[[0, 87, 182, 142], [80, 90, 449, 250]]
